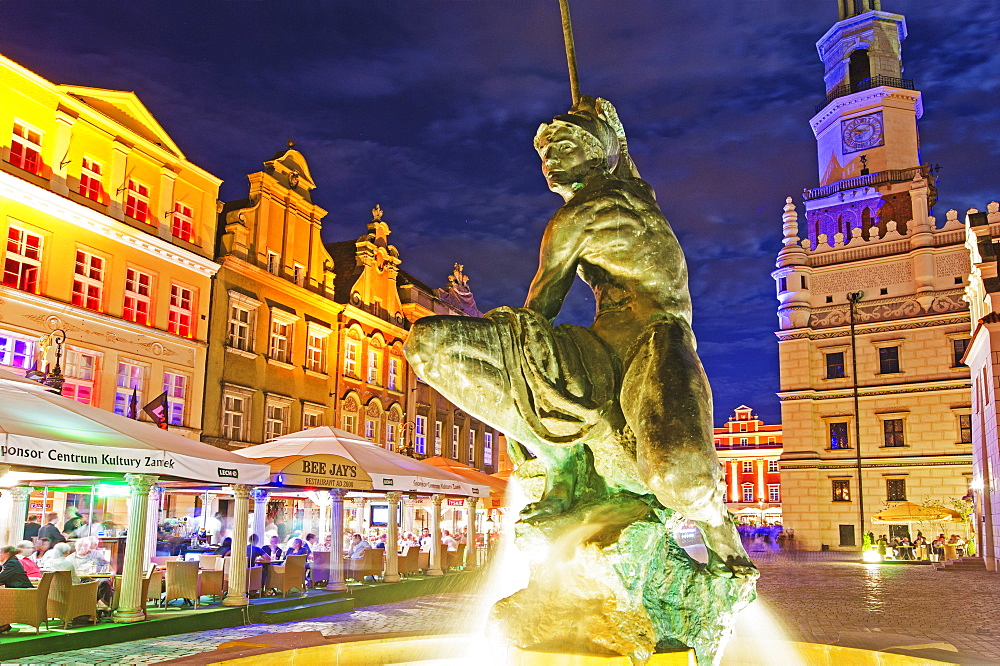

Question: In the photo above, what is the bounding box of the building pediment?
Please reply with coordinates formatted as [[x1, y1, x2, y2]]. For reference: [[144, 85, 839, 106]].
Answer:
[[58, 86, 184, 157]]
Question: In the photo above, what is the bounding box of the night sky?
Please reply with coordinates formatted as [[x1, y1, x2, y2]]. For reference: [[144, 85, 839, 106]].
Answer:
[[2, 1, 998, 425]]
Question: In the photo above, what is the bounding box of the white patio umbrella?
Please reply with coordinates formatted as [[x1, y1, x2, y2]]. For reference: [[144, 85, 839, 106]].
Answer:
[[235, 426, 490, 498], [0, 369, 269, 485]]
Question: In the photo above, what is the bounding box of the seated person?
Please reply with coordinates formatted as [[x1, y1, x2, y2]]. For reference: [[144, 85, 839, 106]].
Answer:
[[286, 538, 310, 557], [247, 535, 265, 567], [29, 538, 51, 566], [213, 537, 233, 556], [261, 535, 283, 561], [347, 534, 370, 559], [67, 538, 112, 604], [14, 541, 40, 577], [41, 543, 80, 582], [305, 533, 318, 551], [374, 534, 388, 550], [0, 545, 32, 634]]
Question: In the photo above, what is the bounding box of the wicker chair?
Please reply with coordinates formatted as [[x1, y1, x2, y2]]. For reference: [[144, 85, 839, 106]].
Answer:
[[0, 571, 54, 633], [247, 566, 263, 597], [110, 573, 154, 618], [417, 551, 430, 573], [163, 560, 200, 609], [310, 551, 330, 587], [446, 543, 466, 570], [46, 570, 98, 629], [199, 555, 223, 570], [349, 548, 384, 582], [268, 555, 307, 597], [150, 556, 178, 567], [198, 569, 224, 602], [399, 547, 419, 576], [146, 568, 163, 606]]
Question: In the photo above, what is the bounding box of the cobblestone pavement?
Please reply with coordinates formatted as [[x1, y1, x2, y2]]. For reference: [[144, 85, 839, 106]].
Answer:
[[13, 552, 1000, 665]]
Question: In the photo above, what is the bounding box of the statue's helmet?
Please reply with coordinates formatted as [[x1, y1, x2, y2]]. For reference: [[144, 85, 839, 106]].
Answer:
[[535, 95, 638, 179]]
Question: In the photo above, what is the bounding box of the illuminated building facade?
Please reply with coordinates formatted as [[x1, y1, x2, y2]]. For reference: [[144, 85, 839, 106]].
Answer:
[[0, 54, 220, 438], [773, 2, 973, 551], [202, 147, 340, 448], [714, 406, 783, 523], [962, 203, 1000, 571]]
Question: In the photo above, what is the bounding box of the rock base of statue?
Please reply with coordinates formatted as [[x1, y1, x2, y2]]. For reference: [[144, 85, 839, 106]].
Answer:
[[491, 489, 755, 665]]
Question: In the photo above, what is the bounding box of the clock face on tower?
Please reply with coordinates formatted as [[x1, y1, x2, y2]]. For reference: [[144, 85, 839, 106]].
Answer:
[[841, 111, 885, 154]]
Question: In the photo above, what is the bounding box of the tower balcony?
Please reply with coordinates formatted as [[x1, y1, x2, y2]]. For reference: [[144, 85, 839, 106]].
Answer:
[[802, 164, 930, 201], [815, 75, 915, 113]]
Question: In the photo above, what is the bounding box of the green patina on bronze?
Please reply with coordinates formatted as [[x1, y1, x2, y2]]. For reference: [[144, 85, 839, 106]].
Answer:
[[405, 95, 756, 664]]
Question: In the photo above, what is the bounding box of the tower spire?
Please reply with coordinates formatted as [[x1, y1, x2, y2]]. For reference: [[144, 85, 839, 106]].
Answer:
[[838, 0, 882, 21]]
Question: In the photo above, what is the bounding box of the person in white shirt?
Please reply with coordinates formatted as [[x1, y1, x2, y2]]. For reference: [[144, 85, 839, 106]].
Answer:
[[441, 530, 459, 552], [347, 534, 370, 559], [418, 528, 433, 553]]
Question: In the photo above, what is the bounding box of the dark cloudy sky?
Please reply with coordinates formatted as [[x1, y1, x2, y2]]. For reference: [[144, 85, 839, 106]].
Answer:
[[3, 1, 998, 425]]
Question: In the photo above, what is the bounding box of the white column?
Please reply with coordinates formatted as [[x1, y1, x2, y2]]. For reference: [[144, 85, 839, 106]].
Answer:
[[465, 497, 479, 570], [251, 488, 268, 542], [401, 495, 413, 534], [8, 486, 33, 545], [113, 474, 158, 623], [383, 492, 401, 583], [354, 498, 368, 536], [326, 489, 347, 592], [728, 460, 738, 502], [222, 484, 252, 606], [144, 485, 162, 568], [428, 494, 444, 576], [756, 459, 766, 502]]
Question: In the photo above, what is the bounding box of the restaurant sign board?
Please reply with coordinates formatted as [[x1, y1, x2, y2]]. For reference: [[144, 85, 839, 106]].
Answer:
[[275, 454, 374, 491]]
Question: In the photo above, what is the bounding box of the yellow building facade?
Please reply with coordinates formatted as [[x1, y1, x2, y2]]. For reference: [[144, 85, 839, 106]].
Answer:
[[773, 5, 972, 551], [0, 54, 220, 437]]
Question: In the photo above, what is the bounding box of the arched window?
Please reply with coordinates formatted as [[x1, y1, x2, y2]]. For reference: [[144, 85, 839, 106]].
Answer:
[[861, 207, 873, 237], [849, 49, 871, 90]]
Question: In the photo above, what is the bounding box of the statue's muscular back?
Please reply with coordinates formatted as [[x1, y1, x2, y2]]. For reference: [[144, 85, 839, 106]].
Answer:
[[557, 173, 692, 357]]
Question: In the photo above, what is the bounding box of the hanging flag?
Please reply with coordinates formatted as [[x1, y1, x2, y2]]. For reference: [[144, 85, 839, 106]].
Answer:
[[142, 391, 170, 430], [129, 387, 139, 420]]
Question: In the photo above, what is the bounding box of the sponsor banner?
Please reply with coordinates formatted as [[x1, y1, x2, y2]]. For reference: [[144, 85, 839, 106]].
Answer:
[[2, 435, 270, 485]]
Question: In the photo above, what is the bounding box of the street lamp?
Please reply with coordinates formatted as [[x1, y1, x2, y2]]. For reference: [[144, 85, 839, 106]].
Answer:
[[26, 329, 66, 394], [397, 420, 420, 459]]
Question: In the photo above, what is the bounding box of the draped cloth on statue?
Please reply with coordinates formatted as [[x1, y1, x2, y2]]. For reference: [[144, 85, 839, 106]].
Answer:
[[484, 306, 619, 448]]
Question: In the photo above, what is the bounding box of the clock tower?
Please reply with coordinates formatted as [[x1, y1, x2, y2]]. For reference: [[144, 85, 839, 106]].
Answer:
[[772, 2, 973, 553]]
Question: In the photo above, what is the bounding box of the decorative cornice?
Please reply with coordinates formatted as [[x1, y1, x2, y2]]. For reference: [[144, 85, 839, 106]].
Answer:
[[0, 170, 219, 277], [776, 315, 970, 341], [778, 379, 971, 401]]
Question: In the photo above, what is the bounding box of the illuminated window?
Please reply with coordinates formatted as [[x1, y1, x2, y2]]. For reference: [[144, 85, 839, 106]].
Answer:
[[266, 251, 280, 275], [124, 179, 150, 222], [79, 157, 103, 202], [829, 422, 849, 449], [342, 413, 356, 433], [741, 461, 753, 473], [367, 349, 381, 384], [3, 226, 42, 293], [825, 352, 845, 379], [741, 484, 754, 503], [365, 419, 377, 440], [832, 480, 851, 502], [883, 419, 904, 447], [269, 317, 292, 363], [386, 423, 396, 449], [451, 425, 459, 458], [344, 338, 359, 376], [0, 331, 34, 370], [306, 330, 327, 373], [123, 268, 152, 325], [952, 338, 970, 367], [265, 399, 289, 440], [959, 414, 972, 444], [484, 432, 493, 466], [221, 390, 248, 441], [171, 203, 194, 243], [468, 430, 476, 464], [168, 284, 194, 337], [878, 346, 900, 374], [227, 304, 254, 351], [415, 416, 427, 455], [62, 349, 97, 405], [302, 406, 323, 429], [434, 421, 443, 455], [163, 371, 188, 426], [114, 361, 145, 417], [388, 357, 400, 391], [739, 438, 748, 446], [9, 122, 41, 174], [886, 478, 907, 501], [768, 460, 779, 473], [768, 485, 780, 502], [72, 250, 104, 311], [292, 263, 305, 287]]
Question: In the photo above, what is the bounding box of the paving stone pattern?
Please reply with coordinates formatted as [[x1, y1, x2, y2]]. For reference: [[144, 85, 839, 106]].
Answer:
[[13, 552, 1000, 665]]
